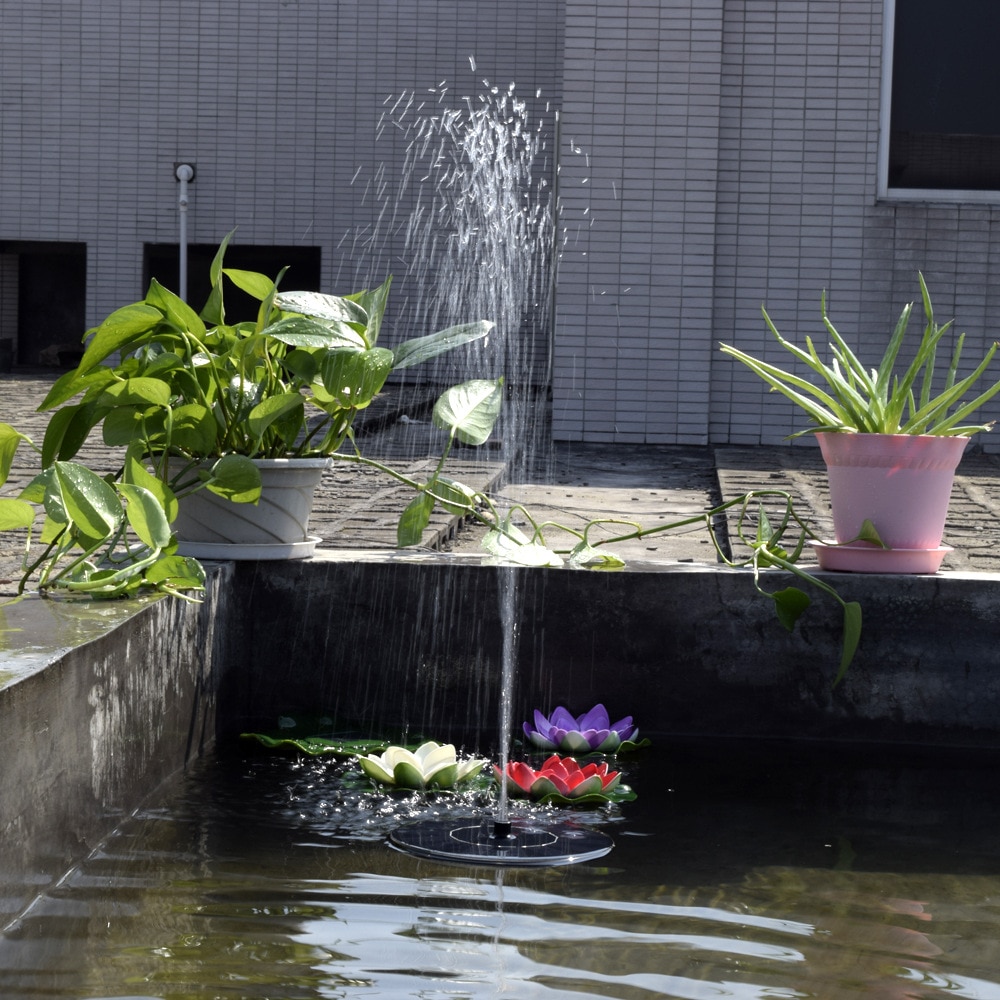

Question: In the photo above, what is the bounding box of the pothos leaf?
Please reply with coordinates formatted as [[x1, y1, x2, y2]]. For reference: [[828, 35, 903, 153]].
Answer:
[[568, 541, 626, 570], [117, 483, 172, 549], [834, 601, 863, 687], [771, 586, 811, 632], [0, 422, 31, 486], [397, 493, 434, 547], [0, 497, 34, 531]]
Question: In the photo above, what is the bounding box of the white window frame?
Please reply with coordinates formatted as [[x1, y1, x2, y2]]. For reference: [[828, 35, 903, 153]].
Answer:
[[878, 0, 1000, 203]]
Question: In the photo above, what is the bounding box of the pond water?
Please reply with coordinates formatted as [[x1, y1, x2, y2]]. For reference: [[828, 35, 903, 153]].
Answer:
[[3, 738, 1000, 999]]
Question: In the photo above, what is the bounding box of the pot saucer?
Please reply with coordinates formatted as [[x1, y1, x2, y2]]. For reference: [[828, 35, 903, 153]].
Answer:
[[177, 536, 322, 561], [808, 540, 952, 574]]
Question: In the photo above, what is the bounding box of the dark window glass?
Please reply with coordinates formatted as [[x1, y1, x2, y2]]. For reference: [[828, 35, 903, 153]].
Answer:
[[143, 244, 322, 319], [889, 0, 1000, 190]]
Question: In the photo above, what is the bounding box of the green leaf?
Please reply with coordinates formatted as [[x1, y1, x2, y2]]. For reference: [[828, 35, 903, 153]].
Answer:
[[101, 406, 148, 448], [397, 493, 434, 547], [275, 290, 370, 328], [772, 586, 811, 632], [99, 376, 172, 408], [0, 422, 31, 487], [346, 276, 393, 346], [854, 519, 885, 547], [123, 443, 178, 522], [320, 348, 394, 408], [223, 268, 276, 302], [41, 403, 101, 465], [248, 393, 305, 441], [200, 229, 237, 325], [143, 554, 206, 593], [77, 303, 165, 376], [169, 402, 219, 455], [426, 476, 478, 515], [38, 365, 117, 411], [392, 320, 494, 369], [240, 732, 391, 757], [202, 454, 261, 503], [145, 278, 207, 339], [0, 497, 34, 530], [432, 378, 504, 446], [18, 473, 47, 505], [118, 482, 172, 549], [834, 601, 863, 687], [261, 314, 368, 350], [45, 462, 123, 540], [568, 541, 626, 569], [281, 348, 320, 383]]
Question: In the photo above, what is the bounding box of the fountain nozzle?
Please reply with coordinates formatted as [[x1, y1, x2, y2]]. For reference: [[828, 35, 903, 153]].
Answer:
[[492, 819, 513, 841]]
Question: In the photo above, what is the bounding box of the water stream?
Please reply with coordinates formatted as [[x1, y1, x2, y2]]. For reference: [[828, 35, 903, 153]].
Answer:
[[345, 76, 561, 849]]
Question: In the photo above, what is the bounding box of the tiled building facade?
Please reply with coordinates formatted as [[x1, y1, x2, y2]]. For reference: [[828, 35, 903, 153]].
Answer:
[[3, 1, 1000, 447]]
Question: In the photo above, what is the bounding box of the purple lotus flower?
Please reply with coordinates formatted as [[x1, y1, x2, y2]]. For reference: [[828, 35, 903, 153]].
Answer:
[[523, 704, 637, 754]]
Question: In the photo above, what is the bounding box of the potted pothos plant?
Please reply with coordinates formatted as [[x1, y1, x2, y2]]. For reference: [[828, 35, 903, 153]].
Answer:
[[720, 274, 1000, 573], [33, 231, 494, 558]]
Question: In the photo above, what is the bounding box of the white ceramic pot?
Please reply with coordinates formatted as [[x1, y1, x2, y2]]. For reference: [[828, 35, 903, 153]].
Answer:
[[174, 457, 330, 560]]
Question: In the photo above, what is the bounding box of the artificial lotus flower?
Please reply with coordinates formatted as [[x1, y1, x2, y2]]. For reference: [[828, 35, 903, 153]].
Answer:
[[523, 703, 637, 754], [496, 754, 621, 802], [357, 740, 488, 790]]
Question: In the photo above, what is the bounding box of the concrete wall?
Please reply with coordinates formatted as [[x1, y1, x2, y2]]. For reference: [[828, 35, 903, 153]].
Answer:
[[222, 552, 1000, 751], [0, 567, 232, 929]]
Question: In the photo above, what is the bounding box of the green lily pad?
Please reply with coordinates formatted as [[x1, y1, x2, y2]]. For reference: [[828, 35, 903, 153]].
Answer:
[[532, 784, 637, 807], [241, 732, 392, 757]]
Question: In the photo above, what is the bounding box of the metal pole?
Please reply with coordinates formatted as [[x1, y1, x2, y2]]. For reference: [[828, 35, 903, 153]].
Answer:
[[175, 163, 195, 301]]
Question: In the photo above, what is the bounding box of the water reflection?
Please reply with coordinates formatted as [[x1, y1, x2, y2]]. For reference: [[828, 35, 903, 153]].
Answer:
[[2, 745, 1000, 998]]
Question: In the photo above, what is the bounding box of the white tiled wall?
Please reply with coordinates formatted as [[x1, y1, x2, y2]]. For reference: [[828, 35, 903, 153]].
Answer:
[[5, 1, 1000, 446], [555, 0, 1000, 447]]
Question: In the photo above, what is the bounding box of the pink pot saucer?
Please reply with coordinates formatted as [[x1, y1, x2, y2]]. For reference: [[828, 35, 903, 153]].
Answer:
[[808, 540, 952, 575]]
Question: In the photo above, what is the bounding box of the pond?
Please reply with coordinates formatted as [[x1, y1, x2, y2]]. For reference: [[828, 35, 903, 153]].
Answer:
[[3, 738, 1000, 999]]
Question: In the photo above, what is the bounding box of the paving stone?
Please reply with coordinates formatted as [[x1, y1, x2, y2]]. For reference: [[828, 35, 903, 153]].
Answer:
[[3, 372, 1000, 596]]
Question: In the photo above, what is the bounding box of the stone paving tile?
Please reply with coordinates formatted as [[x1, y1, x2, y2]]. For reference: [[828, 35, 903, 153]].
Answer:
[[0, 372, 501, 593], [444, 443, 727, 564], [3, 371, 1000, 594]]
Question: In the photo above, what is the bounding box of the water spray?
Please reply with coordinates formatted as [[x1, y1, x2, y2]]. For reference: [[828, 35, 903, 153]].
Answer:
[[382, 78, 613, 866]]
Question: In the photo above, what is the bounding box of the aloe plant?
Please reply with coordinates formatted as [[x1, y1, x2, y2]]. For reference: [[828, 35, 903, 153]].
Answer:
[[720, 274, 1000, 437]]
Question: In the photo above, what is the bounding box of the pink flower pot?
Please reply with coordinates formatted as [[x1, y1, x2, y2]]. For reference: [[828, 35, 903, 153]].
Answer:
[[816, 433, 968, 550]]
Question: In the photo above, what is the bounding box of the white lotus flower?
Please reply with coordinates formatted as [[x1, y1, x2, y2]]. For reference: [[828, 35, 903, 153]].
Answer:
[[357, 740, 488, 790]]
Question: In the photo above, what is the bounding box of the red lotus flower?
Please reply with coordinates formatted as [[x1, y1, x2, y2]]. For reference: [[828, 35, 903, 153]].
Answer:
[[495, 754, 621, 802]]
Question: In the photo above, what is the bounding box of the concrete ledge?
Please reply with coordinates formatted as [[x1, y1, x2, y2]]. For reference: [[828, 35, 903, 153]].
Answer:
[[221, 552, 1000, 748], [0, 565, 233, 928]]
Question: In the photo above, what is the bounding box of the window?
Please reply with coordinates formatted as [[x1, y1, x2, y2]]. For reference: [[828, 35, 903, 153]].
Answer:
[[882, 0, 1000, 197], [143, 243, 322, 318]]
